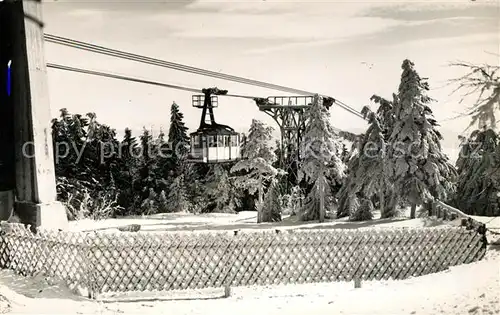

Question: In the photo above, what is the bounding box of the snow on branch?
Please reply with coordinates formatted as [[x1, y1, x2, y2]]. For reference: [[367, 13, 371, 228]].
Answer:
[[448, 61, 500, 129], [435, 200, 469, 219]]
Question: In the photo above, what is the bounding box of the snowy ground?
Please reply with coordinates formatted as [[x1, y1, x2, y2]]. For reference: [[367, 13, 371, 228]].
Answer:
[[68, 208, 478, 233], [1, 211, 499, 314]]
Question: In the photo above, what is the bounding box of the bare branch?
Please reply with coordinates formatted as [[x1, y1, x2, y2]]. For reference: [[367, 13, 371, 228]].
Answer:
[[448, 61, 500, 129]]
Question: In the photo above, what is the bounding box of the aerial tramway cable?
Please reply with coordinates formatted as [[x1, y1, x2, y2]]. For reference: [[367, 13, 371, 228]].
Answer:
[[46, 63, 259, 99], [44, 33, 366, 120], [47, 63, 200, 93], [45, 63, 347, 135]]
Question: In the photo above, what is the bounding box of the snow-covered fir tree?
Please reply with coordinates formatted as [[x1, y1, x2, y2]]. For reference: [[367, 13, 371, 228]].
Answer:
[[340, 143, 350, 164], [353, 106, 392, 218], [205, 165, 241, 213], [285, 185, 305, 216], [336, 128, 364, 218], [299, 95, 345, 222], [167, 101, 190, 176], [152, 128, 170, 195], [116, 128, 139, 213], [449, 61, 500, 216], [340, 94, 399, 220], [156, 190, 169, 213], [454, 128, 500, 216], [260, 177, 283, 222], [369, 94, 399, 216], [140, 188, 158, 215], [388, 59, 456, 219], [370, 94, 397, 138], [350, 197, 373, 221], [231, 119, 283, 223], [337, 158, 360, 218], [165, 174, 192, 212], [240, 133, 248, 157], [136, 128, 158, 202]]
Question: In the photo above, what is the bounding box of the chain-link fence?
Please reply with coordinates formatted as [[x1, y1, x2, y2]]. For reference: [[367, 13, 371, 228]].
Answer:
[[0, 222, 487, 298]]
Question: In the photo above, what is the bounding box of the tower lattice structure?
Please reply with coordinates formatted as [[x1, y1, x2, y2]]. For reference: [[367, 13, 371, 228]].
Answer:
[[255, 95, 334, 190]]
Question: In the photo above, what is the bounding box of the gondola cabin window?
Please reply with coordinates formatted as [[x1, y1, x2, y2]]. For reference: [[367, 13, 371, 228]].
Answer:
[[230, 135, 238, 146], [193, 135, 202, 148], [208, 135, 217, 147], [230, 134, 240, 160], [188, 131, 240, 163]]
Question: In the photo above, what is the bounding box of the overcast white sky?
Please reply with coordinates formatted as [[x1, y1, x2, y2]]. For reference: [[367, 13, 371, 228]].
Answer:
[[41, 0, 499, 162]]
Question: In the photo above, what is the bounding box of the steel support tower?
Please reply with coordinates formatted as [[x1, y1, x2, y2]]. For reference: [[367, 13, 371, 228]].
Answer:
[[255, 96, 334, 190]]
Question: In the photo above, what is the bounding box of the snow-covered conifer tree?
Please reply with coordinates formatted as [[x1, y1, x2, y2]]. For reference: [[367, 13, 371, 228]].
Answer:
[[260, 178, 283, 222], [449, 61, 500, 216], [165, 174, 191, 212], [350, 197, 373, 221], [369, 94, 399, 216], [454, 128, 500, 216], [370, 94, 397, 138], [388, 59, 456, 218], [353, 107, 391, 218], [205, 165, 241, 213], [136, 128, 157, 204], [231, 119, 283, 222], [167, 102, 190, 176], [299, 95, 345, 222], [156, 190, 169, 213], [140, 188, 158, 215], [338, 94, 398, 219]]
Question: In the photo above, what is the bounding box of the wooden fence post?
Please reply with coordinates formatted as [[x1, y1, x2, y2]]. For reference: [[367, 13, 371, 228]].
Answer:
[[353, 233, 365, 289], [222, 233, 234, 298]]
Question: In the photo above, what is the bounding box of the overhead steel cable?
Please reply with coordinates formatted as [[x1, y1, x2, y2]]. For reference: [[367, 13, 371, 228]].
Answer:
[[45, 63, 347, 134], [44, 33, 366, 120], [47, 63, 200, 93], [46, 63, 259, 99], [44, 34, 311, 94]]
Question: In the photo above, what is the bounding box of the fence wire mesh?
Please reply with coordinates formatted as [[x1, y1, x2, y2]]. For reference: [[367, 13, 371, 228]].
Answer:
[[0, 221, 486, 297]]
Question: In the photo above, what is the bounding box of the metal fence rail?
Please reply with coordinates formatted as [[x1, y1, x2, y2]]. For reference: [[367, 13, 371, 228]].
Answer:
[[0, 222, 487, 298]]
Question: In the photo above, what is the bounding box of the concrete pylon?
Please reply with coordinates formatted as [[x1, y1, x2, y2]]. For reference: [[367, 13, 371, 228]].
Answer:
[[0, 0, 67, 230]]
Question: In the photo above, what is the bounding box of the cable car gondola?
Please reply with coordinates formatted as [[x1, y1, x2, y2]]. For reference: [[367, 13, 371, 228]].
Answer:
[[187, 88, 240, 163]]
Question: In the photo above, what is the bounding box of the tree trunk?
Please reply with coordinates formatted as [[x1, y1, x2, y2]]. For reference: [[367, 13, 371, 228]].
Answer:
[[319, 180, 325, 223], [386, 191, 397, 218], [257, 176, 263, 223], [379, 188, 385, 218], [428, 201, 436, 217], [410, 203, 416, 219]]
